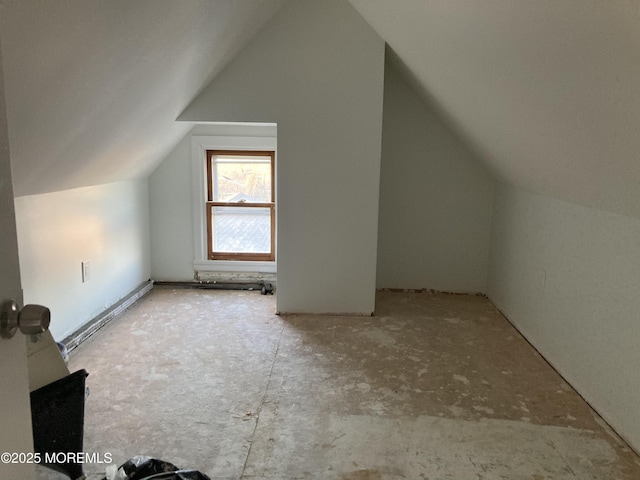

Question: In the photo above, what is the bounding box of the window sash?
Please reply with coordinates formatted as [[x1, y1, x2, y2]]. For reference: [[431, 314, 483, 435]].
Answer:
[[207, 150, 275, 203]]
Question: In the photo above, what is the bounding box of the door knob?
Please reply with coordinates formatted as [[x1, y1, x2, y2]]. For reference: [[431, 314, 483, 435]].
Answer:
[[0, 300, 51, 339]]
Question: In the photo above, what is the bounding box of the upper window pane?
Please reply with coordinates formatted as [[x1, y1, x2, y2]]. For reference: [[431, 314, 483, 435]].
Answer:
[[211, 155, 272, 203]]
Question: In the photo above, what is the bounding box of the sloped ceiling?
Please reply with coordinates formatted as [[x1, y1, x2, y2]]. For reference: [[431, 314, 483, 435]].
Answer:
[[3, 0, 639, 217], [349, 0, 640, 218], [0, 0, 286, 197]]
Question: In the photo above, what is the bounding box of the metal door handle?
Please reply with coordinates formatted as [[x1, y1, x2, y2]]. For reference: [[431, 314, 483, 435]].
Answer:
[[0, 300, 51, 339]]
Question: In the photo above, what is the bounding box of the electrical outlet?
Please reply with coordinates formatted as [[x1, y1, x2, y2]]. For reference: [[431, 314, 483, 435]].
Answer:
[[82, 260, 90, 283]]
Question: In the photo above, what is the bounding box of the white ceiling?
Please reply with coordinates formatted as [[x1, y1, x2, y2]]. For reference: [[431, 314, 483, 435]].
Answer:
[[2, 0, 639, 218], [0, 0, 286, 196], [349, 0, 640, 218]]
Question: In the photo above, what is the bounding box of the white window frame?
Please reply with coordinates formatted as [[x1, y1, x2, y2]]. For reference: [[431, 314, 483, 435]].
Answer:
[[192, 132, 277, 275]]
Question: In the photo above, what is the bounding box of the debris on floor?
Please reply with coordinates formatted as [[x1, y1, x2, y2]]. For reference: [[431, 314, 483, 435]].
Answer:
[[66, 288, 640, 479], [103, 455, 211, 480]]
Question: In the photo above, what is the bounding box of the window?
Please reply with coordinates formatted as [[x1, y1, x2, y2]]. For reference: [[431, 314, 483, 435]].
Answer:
[[206, 150, 275, 261]]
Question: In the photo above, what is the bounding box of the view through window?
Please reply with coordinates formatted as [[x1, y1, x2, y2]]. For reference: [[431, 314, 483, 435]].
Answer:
[[206, 150, 275, 261]]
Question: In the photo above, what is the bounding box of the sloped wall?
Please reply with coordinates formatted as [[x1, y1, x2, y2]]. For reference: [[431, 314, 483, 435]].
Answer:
[[488, 184, 640, 452], [179, 0, 385, 314], [377, 60, 494, 292], [15, 179, 151, 340]]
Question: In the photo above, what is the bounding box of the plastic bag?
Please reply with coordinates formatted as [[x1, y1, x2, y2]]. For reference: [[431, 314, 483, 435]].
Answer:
[[132, 472, 210, 480], [102, 456, 210, 480]]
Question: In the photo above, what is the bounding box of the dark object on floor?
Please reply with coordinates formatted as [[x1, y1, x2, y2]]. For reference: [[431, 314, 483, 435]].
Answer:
[[30, 369, 89, 480], [112, 456, 178, 479], [101, 455, 211, 480], [135, 471, 211, 480], [261, 282, 274, 295]]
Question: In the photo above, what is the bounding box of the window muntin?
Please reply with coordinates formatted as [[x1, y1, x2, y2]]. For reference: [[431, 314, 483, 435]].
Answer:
[[206, 150, 275, 261]]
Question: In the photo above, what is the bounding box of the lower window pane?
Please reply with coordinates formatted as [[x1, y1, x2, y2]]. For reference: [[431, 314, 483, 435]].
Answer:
[[212, 206, 271, 254]]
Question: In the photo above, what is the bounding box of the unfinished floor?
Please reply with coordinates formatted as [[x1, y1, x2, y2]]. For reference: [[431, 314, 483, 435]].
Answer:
[[38, 287, 640, 479]]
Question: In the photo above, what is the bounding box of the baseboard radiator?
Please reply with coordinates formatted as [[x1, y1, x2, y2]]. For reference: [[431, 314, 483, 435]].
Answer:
[[62, 280, 153, 353]]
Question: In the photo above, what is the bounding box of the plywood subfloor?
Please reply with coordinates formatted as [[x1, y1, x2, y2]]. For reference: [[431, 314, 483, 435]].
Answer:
[[37, 287, 640, 479]]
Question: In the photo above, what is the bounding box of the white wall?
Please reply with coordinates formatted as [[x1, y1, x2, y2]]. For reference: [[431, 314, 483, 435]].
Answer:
[[15, 179, 151, 340], [178, 0, 385, 314], [149, 127, 197, 281], [488, 184, 640, 452], [377, 60, 494, 293]]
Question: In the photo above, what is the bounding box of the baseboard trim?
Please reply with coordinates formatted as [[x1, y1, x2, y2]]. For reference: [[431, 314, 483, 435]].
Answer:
[[62, 280, 154, 353], [377, 288, 486, 297]]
